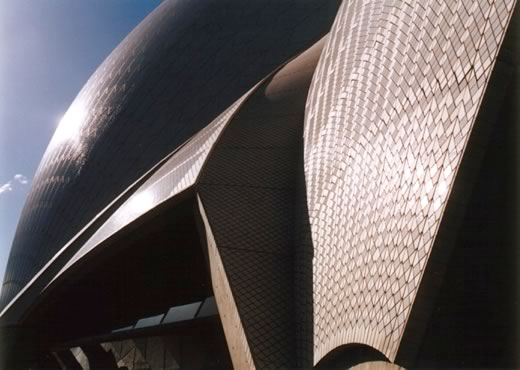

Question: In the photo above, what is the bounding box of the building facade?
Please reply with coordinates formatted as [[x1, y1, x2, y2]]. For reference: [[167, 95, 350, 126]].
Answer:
[[0, 0, 518, 369]]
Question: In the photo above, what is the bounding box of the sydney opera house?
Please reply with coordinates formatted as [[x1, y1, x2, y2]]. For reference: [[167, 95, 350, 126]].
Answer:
[[0, 0, 518, 368]]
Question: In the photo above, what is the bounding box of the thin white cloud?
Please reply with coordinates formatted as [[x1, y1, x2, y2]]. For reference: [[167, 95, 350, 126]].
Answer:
[[14, 174, 28, 184], [0, 174, 30, 195], [0, 181, 13, 194]]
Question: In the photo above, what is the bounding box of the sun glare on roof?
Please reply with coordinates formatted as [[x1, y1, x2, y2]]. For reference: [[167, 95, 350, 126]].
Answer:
[[51, 102, 87, 147]]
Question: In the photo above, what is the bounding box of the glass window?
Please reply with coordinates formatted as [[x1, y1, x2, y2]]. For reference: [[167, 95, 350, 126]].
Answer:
[[162, 302, 201, 324], [196, 296, 217, 318], [134, 314, 164, 329]]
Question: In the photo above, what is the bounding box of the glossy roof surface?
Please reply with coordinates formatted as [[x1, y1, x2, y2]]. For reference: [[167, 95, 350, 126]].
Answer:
[[1, 0, 341, 308]]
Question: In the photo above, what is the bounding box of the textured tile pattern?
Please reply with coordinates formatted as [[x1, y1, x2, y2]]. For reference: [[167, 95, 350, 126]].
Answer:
[[69, 348, 89, 369], [197, 40, 324, 369], [84, 327, 232, 369], [1, 0, 341, 308], [54, 92, 250, 276], [198, 195, 255, 370], [102, 338, 179, 369], [304, 0, 517, 363]]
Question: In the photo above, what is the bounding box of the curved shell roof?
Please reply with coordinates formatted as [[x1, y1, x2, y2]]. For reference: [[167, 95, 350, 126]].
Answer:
[[1, 0, 341, 308]]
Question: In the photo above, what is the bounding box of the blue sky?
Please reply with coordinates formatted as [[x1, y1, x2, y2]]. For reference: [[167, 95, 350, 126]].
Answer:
[[0, 0, 162, 282]]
